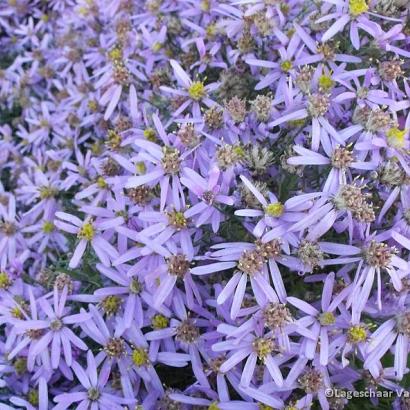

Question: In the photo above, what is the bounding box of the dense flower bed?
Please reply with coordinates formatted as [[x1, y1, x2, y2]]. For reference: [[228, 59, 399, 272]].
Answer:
[[0, 0, 410, 409]]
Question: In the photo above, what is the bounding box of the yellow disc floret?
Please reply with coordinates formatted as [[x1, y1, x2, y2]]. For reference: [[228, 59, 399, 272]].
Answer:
[[11, 306, 24, 319], [108, 47, 122, 62], [151, 42, 162, 52], [318, 75, 334, 91], [0, 272, 12, 290], [38, 186, 57, 199], [200, 0, 210, 11], [319, 311, 336, 326], [27, 390, 39, 406], [347, 325, 367, 343], [386, 127, 406, 149], [167, 210, 187, 230], [14, 357, 27, 374], [253, 337, 275, 360], [132, 348, 150, 367], [42, 221, 55, 233], [136, 162, 146, 174], [101, 295, 122, 315], [280, 60, 292, 72], [88, 100, 98, 112], [96, 176, 108, 189], [233, 144, 245, 158], [77, 222, 95, 241], [106, 129, 122, 150], [259, 405, 274, 410], [265, 202, 285, 217], [143, 128, 156, 141], [188, 81, 206, 101], [152, 314, 169, 329], [349, 0, 368, 17], [206, 24, 217, 38]]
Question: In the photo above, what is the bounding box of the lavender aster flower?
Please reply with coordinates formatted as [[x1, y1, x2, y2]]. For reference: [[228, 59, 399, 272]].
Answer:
[[0, 0, 410, 407], [11, 286, 89, 370], [53, 350, 129, 410], [55, 212, 120, 268]]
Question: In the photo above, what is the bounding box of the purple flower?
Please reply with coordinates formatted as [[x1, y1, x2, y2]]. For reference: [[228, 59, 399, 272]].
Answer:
[[11, 286, 89, 370], [9, 377, 48, 410], [160, 59, 219, 117], [236, 175, 318, 238], [55, 212, 120, 268], [53, 350, 128, 410], [192, 240, 283, 319], [0, 196, 26, 270], [318, 0, 373, 49], [1, 0, 410, 407], [287, 273, 351, 365], [213, 325, 286, 391], [364, 312, 410, 381], [96, 48, 144, 121], [181, 166, 234, 232]]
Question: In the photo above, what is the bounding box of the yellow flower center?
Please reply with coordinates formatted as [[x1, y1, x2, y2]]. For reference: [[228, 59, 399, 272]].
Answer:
[[208, 403, 220, 410], [11, 306, 24, 319], [131, 348, 149, 367], [167, 210, 187, 230], [386, 127, 406, 149], [233, 145, 245, 157], [42, 221, 55, 233], [347, 325, 367, 343], [151, 42, 162, 52], [88, 100, 98, 112], [281, 4, 290, 14], [38, 186, 57, 199], [106, 129, 122, 150], [143, 128, 156, 141], [78, 222, 95, 241], [253, 337, 275, 360], [78, 6, 88, 16], [101, 295, 122, 315], [200, 0, 210, 11], [188, 81, 206, 101], [0, 272, 12, 290], [28, 390, 39, 406], [87, 387, 100, 401], [280, 60, 292, 72], [40, 118, 49, 128], [129, 278, 142, 294], [91, 141, 102, 155], [206, 24, 217, 38], [14, 357, 27, 374], [259, 405, 274, 410], [288, 119, 306, 127], [108, 47, 122, 62], [136, 162, 146, 174], [152, 314, 169, 329], [319, 311, 335, 326], [265, 202, 284, 217], [96, 176, 108, 189], [349, 0, 368, 16], [319, 75, 334, 91]]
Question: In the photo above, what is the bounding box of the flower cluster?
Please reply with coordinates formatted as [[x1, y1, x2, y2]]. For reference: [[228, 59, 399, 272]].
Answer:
[[0, 0, 410, 409]]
